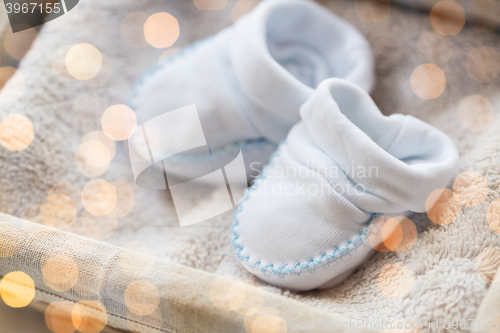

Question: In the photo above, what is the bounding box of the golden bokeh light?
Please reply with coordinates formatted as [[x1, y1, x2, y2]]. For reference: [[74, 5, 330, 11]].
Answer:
[[466, 0, 500, 33], [49, 181, 82, 212], [232, 0, 260, 23], [368, 215, 392, 252], [487, 198, 500, 233], [244, 307, 286, 333], [82, 131, 116, 159], [0, 66, 17, 90], [101, 104, 137, 141], [378, 263, 415, 299], [209, 276, 235, 311], [381, 217, 403, 252], [4, 28, 38, 60], [457, 95, 494, 132], [453, 170, 488, 206], [466, 46, 500, 83], [65, 43, 102, 81], [0, 221, 21, 258], [228, 281, 264, 315], [118, 241, 155, 277], [71, 300, 108, 333], [72, 93, 107, 130], [354, 0, 391, 23], [475, 246, 500, 283], [0, 114, 34, 151], [492, 314, 500, 333], [74, 148, 110, 177], [194, 0, 229, 10], [430, 1, 466, 35], [382, 216, 417, 253], [41, 194, 78, 230], [52, 46, 76, 82], [124, 280, 160, 316], [144, 13, 180, 49], [42, 253, 79, 292], [82, 180, 117, 216], [75, 131, 116, 178], [159, 48, 181, 62], [78, 140, 112, 168], [0, 179, 21, 215], [80, 210, 117, 240], [410, 63, 446, 100], [111, 181, 135, 218], [209, 276, 264, 314], [0, 271, 36, 308], [121, 12, 149, 48], [83, 53, 112, 88], [43, 193, 77, 219], [45, 301, 76, 333], [251, 316, 283, 333], [425, 188, 461, 225], [416, 32, 452, 67]]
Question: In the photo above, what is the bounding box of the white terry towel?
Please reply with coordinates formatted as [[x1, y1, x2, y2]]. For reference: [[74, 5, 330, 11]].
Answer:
[[232, 78, 460, 291], [129, 0, 374, 182]]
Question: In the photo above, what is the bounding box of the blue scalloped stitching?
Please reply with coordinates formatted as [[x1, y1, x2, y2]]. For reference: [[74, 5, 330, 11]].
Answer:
[[231, 143, 376, 278]]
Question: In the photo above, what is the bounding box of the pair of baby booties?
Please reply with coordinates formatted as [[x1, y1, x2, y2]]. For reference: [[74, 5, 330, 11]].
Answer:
[[130, 0, 459, 290]]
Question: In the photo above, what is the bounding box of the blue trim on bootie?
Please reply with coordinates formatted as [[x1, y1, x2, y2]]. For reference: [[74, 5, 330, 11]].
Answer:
[[231, 143, 376, 278]]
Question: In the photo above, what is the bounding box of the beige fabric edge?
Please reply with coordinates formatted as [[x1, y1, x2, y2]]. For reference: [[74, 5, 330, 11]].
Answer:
[[472, 269, 500, 333], [28, 301, 128, 333], [0, 213, 379, 333]]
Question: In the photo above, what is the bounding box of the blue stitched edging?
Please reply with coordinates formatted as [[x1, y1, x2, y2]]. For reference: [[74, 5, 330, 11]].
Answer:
[[230, 143, 377, 278], [127, 35, 215, 111]]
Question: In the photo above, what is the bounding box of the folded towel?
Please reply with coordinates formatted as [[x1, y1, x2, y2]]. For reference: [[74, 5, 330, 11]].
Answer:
[[232, 78, 460, 290], [129, 0, 374, 183]]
